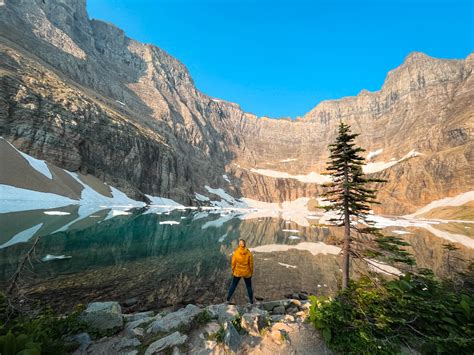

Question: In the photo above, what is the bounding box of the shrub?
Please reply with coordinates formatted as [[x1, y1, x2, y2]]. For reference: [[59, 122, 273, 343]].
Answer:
[[309, 273, 474, 354]]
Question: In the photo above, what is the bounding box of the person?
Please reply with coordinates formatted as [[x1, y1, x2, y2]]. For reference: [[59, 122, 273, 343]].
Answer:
[[226, 239, 254, 304]]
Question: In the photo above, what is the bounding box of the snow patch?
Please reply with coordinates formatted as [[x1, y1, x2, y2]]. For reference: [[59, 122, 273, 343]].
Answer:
[[146, 194, 184, 208], [363, 150, 421, 174], [392, 230, 411, 235], [4, 136, 53, 179], [250, 242, 341, 256], [44, 211, 71, 216], [42, 254, 72, 261], [0, 223, 43, 249], [159, 221, 180, 225], [195, 193, 210, 202], [223, 174, 231, 183], [250, 169, 331, 184], [278, 262, 297, 269], [0, 185, 78, 213], [366, 149, 383, 161], [406, 190, 474, 217]]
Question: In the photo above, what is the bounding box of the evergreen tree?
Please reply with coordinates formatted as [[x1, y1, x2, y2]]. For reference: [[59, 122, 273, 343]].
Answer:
[[321, 122, 414, 289]]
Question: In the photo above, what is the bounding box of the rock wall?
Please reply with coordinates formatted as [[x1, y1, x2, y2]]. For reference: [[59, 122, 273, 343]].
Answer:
[[0, 0, 472, 213]]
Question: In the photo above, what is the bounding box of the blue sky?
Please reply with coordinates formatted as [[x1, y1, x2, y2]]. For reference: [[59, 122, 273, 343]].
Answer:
[[88, 0, 473, 118]]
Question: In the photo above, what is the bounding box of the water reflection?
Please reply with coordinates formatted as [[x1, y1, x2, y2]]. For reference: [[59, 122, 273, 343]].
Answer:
[[0, 206, 472, 311]]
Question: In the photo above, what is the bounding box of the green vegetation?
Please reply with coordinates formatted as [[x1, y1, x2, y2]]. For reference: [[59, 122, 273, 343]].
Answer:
[[0, 293, 86, 355], [309, 272, 474, 354]]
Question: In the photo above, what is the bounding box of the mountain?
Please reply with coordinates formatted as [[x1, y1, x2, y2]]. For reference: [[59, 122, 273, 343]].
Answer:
[[0, 0, 472, 215]]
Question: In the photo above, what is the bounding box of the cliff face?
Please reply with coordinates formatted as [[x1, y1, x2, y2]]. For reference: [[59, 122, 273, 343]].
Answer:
[[0, 0, 472, 214]]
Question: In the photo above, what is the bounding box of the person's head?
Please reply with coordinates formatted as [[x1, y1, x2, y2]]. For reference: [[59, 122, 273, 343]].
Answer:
[[238, 239, 246, 248]]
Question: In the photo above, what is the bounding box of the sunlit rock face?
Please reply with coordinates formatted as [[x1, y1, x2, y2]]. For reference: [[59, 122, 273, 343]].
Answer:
[[0, 0, 472, 214]]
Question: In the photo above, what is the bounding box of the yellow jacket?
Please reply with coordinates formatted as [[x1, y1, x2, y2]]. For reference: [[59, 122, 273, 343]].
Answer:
[[232, 246, 253, 278]]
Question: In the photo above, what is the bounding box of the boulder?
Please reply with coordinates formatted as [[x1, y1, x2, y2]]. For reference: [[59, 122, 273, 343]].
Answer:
[[217, 304, 240, 325], [289, 299, 302, 308], [298, 292, 309, 300], [201, 321, 221, 339], [269, 322, 291, 345], [260, 300, 290, 312], [80, 302, 123, 332], [124, 311, 154, 322], [144, 331, 187, 355], [147, 304, 201, 334], [241, 312, 266, 336], [125, 316, 153, 338], [273, 305, 286, 315], [66, 332, 91, 353], [123, 297, 138, 307], [270, 314, 285, 322], [205, 304, 220, 319], [286, 306, 298, 314], [223, 321, 241, 353]]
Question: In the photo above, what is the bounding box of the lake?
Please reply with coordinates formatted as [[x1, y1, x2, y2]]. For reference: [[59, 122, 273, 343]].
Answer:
[[0, 205, 472, 312]]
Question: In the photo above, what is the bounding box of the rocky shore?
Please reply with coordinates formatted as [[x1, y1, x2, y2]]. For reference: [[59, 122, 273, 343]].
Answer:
[[68, 293, 331, 354]]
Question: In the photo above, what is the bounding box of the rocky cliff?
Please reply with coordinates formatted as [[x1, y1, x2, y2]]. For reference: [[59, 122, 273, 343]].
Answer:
[[0, 0, 472, 214]]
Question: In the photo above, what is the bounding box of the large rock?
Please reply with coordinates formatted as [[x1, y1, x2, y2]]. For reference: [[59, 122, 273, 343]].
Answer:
[[241, 311, 267, 336], [124, 316, 153, 338], [144, 331, 187, 355], [80, 302, 123, 332], [223, 321, 241, 353], [124, 311, 154, 322], [147, 304, 202, 334], [260, 300, 290, 312], [217, 304, 240, 325]]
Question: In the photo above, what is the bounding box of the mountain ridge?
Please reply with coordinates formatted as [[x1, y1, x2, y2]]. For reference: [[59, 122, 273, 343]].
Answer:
[[0, 0, 472, 215]]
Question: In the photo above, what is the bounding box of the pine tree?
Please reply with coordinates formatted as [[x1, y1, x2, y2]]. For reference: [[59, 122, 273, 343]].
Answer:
[[321, 122, 414, 289]]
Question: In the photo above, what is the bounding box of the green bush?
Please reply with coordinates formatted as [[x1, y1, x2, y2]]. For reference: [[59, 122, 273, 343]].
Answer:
[[0, 294, 86, 355], [309, 273, 474, 354]]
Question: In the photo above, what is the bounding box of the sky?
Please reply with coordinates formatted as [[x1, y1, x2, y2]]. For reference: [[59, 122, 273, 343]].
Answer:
[[87, 0, 473, 118]]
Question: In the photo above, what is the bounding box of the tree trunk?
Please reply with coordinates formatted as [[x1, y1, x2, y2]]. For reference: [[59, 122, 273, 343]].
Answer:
[[342, 167, 351, 289]]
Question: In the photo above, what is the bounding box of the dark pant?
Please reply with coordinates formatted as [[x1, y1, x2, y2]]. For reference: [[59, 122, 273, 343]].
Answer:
[[227, 276, 254, 303]]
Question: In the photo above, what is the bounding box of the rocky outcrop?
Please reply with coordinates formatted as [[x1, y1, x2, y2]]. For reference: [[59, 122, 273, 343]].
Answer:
[[0, 0, 472, 214], [71, 297, 328, 354]]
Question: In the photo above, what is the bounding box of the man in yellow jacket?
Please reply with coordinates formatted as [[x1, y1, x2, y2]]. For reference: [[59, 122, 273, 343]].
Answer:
[[226, 239, 254, 304]]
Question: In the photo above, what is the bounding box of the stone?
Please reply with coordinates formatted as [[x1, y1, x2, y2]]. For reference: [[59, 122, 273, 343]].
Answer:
[[260, 300, 290, 312], [205, 304, 220, 319], [124, 316, 152, 338], [241, 312, 266, 336], [289, 299, 302, 308], [115, 337, 141, 350], [269, 322, 292, 345], [270, 314, 285, 323], [202, 321, 221, 338], [65, 332, 91, 353], [217, 304, 240, 325], [80, 302, 123, 332], [124, 311, 155, 322], [298, 293, 309, 300], [272, 305, 286, 315], [223, 321, 241, 353], [123, 297, 138, 307], [147, 304, 201, 334], [283, 315, 295, 323], [145, 331, 187, 355], [286, 306, 299, 314]]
